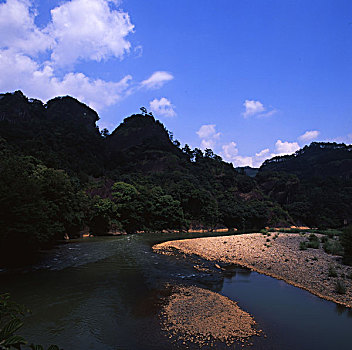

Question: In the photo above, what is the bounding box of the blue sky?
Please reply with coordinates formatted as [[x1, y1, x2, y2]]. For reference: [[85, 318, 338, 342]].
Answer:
[[0, 0, 351, 167]]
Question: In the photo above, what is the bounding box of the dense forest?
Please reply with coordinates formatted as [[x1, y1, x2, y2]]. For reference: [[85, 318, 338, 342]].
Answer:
[[0, 91, 351, 265]]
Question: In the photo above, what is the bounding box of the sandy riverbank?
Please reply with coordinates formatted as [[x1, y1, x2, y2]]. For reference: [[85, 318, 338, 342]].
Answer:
[[161, 285, 259, 346], [154, 233, 352, 308]]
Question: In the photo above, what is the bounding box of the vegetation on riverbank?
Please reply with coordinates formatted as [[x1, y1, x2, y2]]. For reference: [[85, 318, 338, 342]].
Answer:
[[0, 91, 351, 265], [0, 294, 61, 350]]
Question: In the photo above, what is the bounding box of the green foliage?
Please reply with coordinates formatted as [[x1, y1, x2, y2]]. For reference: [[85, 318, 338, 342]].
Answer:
[[111, 182, 185, 233], [0, 152, 87, 265], [341, 225, 352, 265], [1, 92, 351, 260], [258, 143, 352, 229], [111, 182, 143, 233], [306, 234, 320, 249], [0, 294, 61, 350], [299, 241, 307, 250], [299, 234, 320, 250], [335, 280, 346, 294], [88, 196, 120, 235], [322, 238, 343, 256], [0, 294, 27, 350], [328, 265, 338, 278]]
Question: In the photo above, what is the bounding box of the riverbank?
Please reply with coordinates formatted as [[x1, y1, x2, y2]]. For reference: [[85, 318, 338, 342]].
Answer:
[[161, 285, 259, 346], [153, 233, 352, 308]]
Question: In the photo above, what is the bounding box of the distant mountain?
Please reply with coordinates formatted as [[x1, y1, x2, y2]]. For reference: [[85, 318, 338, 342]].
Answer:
[[260, 142, 352, 179], [257, 142, 352, 228], [236, 166, 259, 177]]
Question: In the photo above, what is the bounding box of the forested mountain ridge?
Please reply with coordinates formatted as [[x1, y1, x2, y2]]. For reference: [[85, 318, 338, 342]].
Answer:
[[0, 90, 105, 177], [257, 143, 352, 228], [0, 91, 351, 265], [260, 142, 352, 179]]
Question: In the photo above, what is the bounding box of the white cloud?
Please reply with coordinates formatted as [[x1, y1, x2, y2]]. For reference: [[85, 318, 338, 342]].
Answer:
[[271, 140, 300, 157], [0, 0, 134, 66], [255, 148, 270, 158], [201, 139, 216, 150], [298, 130, 320, 142], [140, 71, 174, 89], [196, 124, 221, 150], [0, 0, 53, 55], [0, 49, 132, 111], [221, 142, 270, 167], [242, 99, 277, 118], [233, 156, 254, 167], [196, 124, 217, 138], [149, 97, 176, 117], [222, 141, 239, 159], [0, 1, 174, 111], [242, 100, 265, 118], [329, 133, 352, 144], [221, 142, 254, 167], [48, 0, 134, 66]]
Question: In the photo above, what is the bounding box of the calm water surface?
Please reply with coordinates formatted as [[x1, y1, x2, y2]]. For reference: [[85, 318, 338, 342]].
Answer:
[[1, 232, 352, 349]]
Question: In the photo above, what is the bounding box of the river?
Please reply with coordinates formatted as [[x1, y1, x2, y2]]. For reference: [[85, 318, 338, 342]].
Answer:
[[1, 232, 352, 349]]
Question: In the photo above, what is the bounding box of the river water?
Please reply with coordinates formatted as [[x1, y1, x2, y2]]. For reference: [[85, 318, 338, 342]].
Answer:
[[1, 232, 352, 349]]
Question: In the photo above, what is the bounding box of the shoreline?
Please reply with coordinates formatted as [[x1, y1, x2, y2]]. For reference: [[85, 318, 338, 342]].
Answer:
[[160, 284, 259, 346], [153, 233, 352, 308]]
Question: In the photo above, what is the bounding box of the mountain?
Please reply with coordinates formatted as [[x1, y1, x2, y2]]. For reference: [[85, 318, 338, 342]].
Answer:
[[0, 90, 351, 264], [257, 143, 352, 228], [260, 142, 352, 179], [236, 166, 259, 177], [0, 90, 105, 178]]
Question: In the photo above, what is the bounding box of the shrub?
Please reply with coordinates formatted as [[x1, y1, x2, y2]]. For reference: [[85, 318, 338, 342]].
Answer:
[[320, 236, 328, 244], [306, 240, 320, 249], [0, 293, 62, 350], [335, 280, 346, 294], [328, 265, 338, 277], [323, 239, 343, 256], [299, 241, 307, 250], [341, 226, 352, 265], [302, 234, 319, 249]]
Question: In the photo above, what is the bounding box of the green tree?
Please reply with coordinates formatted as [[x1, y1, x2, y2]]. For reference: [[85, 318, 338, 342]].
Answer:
[[89, 196, 120, 235], [0, 154, 88, 265], [111, 182, 143, 233], [341, 225, 352, 265]]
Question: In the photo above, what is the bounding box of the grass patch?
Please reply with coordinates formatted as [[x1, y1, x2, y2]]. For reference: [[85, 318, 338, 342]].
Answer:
[[328, 265, 338, 278], [299, 241, 307, 250], [323, 238, 343, 256], [299, 234, 320, 250]]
